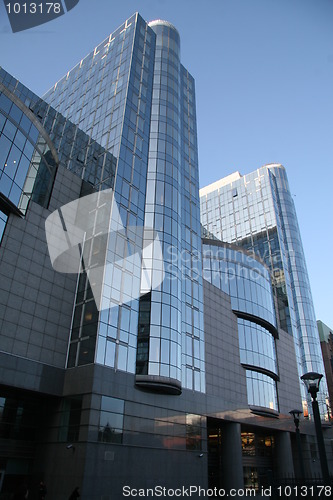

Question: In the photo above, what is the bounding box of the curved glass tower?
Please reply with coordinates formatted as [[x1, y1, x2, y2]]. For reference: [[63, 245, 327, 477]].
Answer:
[[202, 240, 278, 412], [136, 20, 204, 394], [136, 21, 183, 393]]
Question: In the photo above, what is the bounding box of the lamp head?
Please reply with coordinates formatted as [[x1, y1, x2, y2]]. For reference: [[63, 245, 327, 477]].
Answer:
[[289, 409, 302, 428], [301, 372, 323, 399], [289, 409, 302, 419]]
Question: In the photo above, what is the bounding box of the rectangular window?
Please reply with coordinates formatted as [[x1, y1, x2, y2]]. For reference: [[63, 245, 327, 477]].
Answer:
[[0, 395, 38, 440], [0, 210, 8, 244], [58, 396, 83, 443], [136, 293, 151, 375], [186, 414, 202, 450], [98, 396, 124, 444]]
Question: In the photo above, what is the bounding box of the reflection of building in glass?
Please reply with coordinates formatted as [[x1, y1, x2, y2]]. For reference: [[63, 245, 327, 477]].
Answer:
[[0, 82, 56, 224], [98, 396, 124, 443], [200, 165, 328, 417], [0, 14, 332, 499]]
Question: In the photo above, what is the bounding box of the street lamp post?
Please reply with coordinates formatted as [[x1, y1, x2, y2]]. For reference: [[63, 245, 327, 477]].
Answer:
[[300, 372, 330, 483], [289, 409, 305, 479]]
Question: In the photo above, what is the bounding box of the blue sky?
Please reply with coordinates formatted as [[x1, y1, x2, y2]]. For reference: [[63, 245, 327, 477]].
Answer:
[[1, 0, 332, 327]]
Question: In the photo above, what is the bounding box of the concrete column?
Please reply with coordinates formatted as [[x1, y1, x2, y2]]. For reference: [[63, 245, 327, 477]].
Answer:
[[303, 434, 322, 477], [221, 422, 244, 490], [274, 431, 294, 477]]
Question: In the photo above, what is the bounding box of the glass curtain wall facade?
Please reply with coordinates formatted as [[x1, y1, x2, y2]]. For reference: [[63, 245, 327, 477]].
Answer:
[[43, 14, 205, 393], [0, 79, 58, 217], [0, 68, 118, 368], [0, 68, 117, 199], [137, 21, 183, 391], [202, 240, 278, 411], [200, 164, 328, 414], [0, 68, 116, 242], [180, 65, 205, 393]]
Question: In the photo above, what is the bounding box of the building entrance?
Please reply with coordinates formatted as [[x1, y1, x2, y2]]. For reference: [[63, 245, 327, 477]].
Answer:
[[207, 418, 276, 492]]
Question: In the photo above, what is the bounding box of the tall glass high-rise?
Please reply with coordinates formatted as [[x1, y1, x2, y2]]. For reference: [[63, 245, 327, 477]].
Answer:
[[200, 164, 328, 415], [44, 14, 205, 393]]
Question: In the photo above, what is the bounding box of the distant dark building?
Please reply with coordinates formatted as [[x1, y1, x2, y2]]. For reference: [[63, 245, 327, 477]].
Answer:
[[318, 320, 333, 418]]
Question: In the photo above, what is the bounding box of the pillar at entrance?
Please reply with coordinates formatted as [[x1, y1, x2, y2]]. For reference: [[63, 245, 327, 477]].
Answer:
[[221, 422, 244, 490], [275, 432, 295, 477]]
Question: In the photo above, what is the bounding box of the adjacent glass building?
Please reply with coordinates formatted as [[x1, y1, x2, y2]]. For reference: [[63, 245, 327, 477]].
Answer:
[[200, 164, 328, 416], [202, 240, 278, 412]]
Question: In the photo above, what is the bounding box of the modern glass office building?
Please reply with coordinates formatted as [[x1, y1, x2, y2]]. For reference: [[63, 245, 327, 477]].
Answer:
[[200, 164, 328, 416], [44, 13, 205, 395], [0, 14, 332, 500]]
